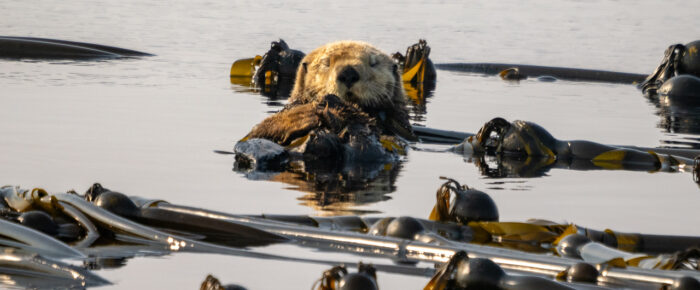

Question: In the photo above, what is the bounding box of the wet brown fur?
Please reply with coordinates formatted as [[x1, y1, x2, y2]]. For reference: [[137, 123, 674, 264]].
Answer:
[[290, 41, 406, 110], [243, 41, 415, 149], [244, 95, 376, 146]]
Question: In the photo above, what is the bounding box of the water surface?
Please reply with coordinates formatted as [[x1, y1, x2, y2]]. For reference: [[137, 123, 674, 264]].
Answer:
[[2, 0, 700, 288]]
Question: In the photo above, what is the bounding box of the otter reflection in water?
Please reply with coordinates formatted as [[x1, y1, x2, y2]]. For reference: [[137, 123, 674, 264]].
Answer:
[[237, 160, 403, 215]]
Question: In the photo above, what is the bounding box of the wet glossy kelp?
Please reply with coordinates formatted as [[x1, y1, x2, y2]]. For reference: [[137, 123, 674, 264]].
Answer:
[[4, 182, 700, 289], [0, 36, 153, 59], [416, 117, 700, 179]]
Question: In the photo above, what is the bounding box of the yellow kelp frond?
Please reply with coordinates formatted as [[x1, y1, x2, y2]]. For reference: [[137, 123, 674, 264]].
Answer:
[[402, 58, 424, 82], [230, 55, 261, 78], [592, 149, 627, 169], [379, 136, 406, 155]]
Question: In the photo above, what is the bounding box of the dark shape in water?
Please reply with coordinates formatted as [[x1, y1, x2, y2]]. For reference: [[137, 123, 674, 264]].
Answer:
[[200, 274, 247, 290], [659, 75, 700, 106], [385, 216, 426, 240], [313, 263, 378, 290], [641, 40, 700, 95], [670, 276, 700, 290], [17, 210, 59, 236], [252, 39, 305, 99], [425, 251, 575, 290], [436, 62, 646, 84], [679, 41, 700, 76], [641, 74, 700, 143], [429, 177, 499, 224], [454, 117, 695, 175], [454, 257, 505, 290], [565, 262, 599, 284], [0, 36, 153, 59], [556, 234, 591, 259], [338, 273, 378, 290], [392, 39, 437, 85], [412, 125, 474, 144]]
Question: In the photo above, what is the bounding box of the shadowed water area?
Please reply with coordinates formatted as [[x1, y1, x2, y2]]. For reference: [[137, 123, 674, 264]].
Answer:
[[2, 0, 700, 288]]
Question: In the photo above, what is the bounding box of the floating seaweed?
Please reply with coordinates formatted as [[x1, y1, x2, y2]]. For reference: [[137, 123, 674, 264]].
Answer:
[[1, 182, 700, 289]]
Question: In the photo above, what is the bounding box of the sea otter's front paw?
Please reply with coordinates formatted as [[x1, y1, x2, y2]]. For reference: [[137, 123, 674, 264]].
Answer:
[[234, 138, 289, 171]]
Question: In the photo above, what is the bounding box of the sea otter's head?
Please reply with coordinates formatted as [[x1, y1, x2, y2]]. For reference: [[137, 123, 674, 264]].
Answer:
[[291, 41, 405, 109]]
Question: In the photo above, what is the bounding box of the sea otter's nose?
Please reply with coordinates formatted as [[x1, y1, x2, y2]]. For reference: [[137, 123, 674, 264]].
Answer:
[[337, 66, 360, 88]]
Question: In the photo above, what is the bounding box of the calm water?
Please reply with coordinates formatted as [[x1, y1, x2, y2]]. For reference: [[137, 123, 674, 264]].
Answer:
[[2, 0, 700, 288]]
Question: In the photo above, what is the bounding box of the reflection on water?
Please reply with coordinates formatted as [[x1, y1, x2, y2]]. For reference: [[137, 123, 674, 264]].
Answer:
[[405, 82, 435, 123], [230, 77, 289, 108], [237, 159, 403, 215], [466, 153, 694, 179], [288, 163, 401, 215], [469, 155, 553, 179], [647, 93, 700, 149]]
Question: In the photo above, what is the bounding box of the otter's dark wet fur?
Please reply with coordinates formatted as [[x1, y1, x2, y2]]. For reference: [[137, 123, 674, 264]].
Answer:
[[239, 41, 415, 169], [243, 94, 392, 164]]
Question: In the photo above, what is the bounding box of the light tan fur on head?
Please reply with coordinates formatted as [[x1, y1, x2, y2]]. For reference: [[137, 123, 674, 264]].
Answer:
[[290, 41, 406, 110]]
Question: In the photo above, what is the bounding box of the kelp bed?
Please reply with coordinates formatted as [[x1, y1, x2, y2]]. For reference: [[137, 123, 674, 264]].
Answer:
[[1, 180, 700, 289]]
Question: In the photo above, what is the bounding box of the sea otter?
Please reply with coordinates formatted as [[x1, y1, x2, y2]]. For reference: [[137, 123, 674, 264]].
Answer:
[[287, 41, 415, 139], [235, 41, 416, 171]]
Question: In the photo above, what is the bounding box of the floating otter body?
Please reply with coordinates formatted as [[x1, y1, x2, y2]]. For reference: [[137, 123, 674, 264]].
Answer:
[[236, 41, 415, 171]]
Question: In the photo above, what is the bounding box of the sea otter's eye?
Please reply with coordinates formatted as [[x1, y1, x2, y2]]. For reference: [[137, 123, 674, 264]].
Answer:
[[369, 54, 378, 67]]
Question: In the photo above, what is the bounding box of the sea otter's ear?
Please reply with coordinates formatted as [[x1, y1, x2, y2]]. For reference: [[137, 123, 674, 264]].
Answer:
[[290, 61, 308, 101]]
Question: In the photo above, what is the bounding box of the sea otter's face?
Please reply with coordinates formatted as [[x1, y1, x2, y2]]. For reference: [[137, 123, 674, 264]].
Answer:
[[291, 41, 405, 108]]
